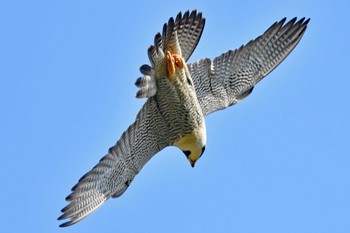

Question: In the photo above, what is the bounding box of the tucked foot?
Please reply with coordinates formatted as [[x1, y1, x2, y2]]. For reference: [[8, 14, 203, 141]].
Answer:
[[166, 51, 175, 80], [166, 51, 185, 80]]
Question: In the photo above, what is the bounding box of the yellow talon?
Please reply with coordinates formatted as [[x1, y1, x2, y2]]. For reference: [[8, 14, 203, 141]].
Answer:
[[166, 51, 175, 80], [173, 54, 184, 69]]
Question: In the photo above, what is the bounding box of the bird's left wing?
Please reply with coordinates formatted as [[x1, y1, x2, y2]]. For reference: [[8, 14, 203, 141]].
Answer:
[[58, 98, 170, 227], [188, 17, 309, 116]]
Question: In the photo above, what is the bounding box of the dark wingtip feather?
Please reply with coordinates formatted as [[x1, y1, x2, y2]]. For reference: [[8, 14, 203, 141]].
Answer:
[[175, 10, 183, 23], [135, 77, 142, 87], [289, 17, 297, 23], [201, 13, 206, 25], [189, 9, 197, 19], [139, 64, 152, 75], [65, 191, 78, 201], [279, 17, 287, 26], [182, 10, 189, 20], [57, 213, 65, 220], [303, 18, 311, 26], [147, 45, 155, 66], [59, 220, 75, 228], [167, 16, 175, 32], [154, 33, 162, 51]]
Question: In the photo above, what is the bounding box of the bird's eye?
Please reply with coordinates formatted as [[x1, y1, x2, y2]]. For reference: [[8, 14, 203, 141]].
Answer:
[[200, 146, 206, 158], [182, 150, 191, 158]]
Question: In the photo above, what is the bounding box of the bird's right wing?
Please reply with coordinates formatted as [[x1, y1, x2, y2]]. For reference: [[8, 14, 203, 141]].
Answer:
[[188, 17, 309, 116], [58, 98, 170, 227]]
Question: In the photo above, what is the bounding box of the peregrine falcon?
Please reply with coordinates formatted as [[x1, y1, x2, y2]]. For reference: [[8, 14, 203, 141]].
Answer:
[[58, 10, 309, 227]]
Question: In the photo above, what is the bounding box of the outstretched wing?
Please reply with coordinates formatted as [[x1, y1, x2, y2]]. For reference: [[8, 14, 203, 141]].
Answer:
[[59, 10, 202, 226], [159, 9, 205, 61], [58, 99, 170, 227], [188, 17, 310, 116]]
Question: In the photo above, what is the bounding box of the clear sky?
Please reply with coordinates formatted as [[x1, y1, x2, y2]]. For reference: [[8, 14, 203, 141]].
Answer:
[[1, 0, 349, 232]]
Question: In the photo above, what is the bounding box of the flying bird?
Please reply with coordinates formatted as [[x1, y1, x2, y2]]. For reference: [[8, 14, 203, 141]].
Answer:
[[58, 10, 309, 227]]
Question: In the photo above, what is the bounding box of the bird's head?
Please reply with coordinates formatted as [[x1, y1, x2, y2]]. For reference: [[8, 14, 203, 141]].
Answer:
[[182, 146, 206, 167], [174, 123, 207, 168]]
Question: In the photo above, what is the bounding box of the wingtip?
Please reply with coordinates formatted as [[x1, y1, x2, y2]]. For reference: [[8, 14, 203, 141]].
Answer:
[[303, 17, 311, 25], [153, 33, 162, 51], [279, 17, 288, 25], [57, 213, 75, 227], [139, 64, 153, 75], [59, 223, 68, 228], [167, 16, 175, 31], [284, 17, 311, 27], [175, 10, 183, 23], [59, 220, 75, 228]]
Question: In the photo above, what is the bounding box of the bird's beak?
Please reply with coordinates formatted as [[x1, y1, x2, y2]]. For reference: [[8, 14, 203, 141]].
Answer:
[[189, 159, 196, 168]]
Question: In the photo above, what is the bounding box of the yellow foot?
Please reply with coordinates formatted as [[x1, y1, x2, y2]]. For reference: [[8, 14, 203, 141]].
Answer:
[[166, 51, 185, 81], [166, 51, 175, 80]]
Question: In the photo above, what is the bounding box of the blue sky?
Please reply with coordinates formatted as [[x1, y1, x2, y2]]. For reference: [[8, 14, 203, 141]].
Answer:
[[1, 0, 349, 232]]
